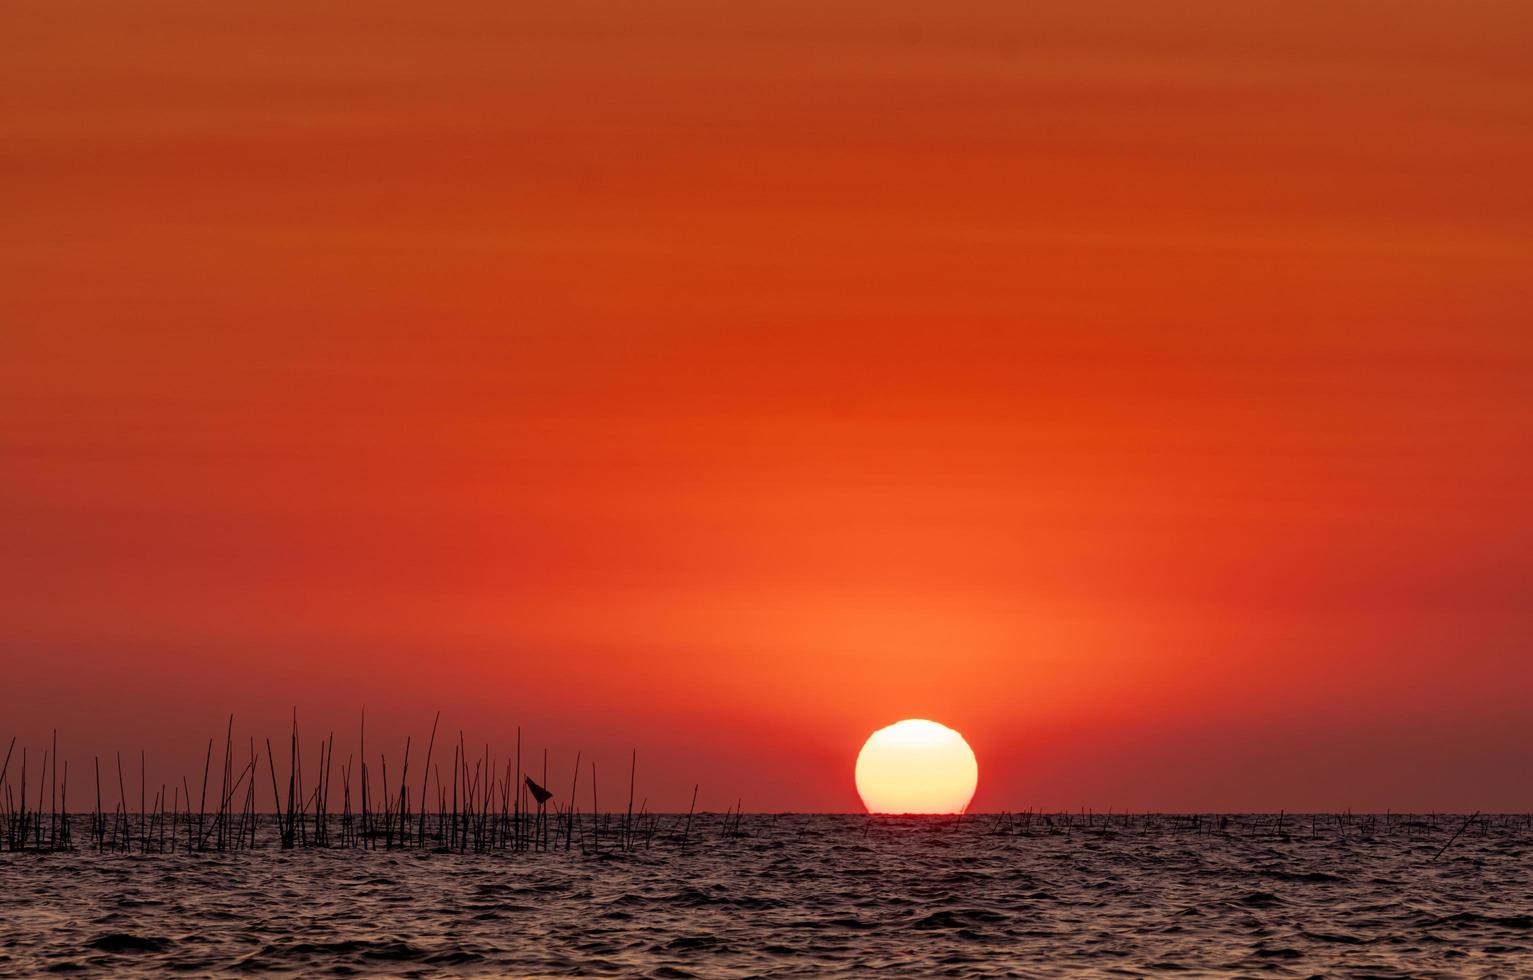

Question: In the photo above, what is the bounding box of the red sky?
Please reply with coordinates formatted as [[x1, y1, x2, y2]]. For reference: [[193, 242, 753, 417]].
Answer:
[[3, 0, 1531, 811]]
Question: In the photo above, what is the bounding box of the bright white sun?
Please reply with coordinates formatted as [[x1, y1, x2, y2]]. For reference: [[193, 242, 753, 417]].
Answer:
[[854, 718, 978, 814]]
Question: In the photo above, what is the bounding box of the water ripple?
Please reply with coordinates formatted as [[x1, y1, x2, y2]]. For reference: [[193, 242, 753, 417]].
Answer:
[[0, 814, 1529, 976]]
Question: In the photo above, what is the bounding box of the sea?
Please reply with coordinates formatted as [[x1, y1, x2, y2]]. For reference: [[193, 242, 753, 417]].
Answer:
[[1, 813, 1528, 976]]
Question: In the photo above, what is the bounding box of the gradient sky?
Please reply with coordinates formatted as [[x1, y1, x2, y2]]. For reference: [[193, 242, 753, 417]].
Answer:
[[3, 0, 1532, 811]]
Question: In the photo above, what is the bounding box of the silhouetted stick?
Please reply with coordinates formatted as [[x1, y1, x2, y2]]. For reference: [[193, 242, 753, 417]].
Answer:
[[35, 752, 48, 848], [625, 750, 636, 851], [566, 751, 580, 851], [681, 784, 697, 852], [51, 732, 59, 850], [18, 749, 27, 850], [418, 712, 439, 848], [286, 724, 298, 848], [181, 776, 193, 850], [514, 728, 521, 852], [0, 738, 13, 802], [482, 744, 492, 850], [396, 736, 412, 850], [1432, 811, 1480, 862], [115, 753, 128, 853], [458, 731, 469, 852], [219, 715, 233, 849], [359, 710, 368, 848], [244, 740, 258, 847], [197, 738, 212, 851], [93, 756, 102, 852], [319, 733, 334, 846], [0, 737, 14, 848], [292, 711, 304, 847], [265, 738, 284, 846]]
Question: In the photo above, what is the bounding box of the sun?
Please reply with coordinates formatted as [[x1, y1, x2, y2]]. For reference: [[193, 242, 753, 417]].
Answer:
[[854, 719, 978, 814]]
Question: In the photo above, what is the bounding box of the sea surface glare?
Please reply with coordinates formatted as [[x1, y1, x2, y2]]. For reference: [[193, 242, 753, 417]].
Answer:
[[1, 814, 1529, 976]]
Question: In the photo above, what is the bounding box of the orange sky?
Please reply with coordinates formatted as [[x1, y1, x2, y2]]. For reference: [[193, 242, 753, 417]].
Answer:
[[3, 0, 1531, 811]]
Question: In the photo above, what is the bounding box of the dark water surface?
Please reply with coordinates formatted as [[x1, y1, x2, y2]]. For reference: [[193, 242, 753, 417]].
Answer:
[[2, 814, 1529, 976]]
